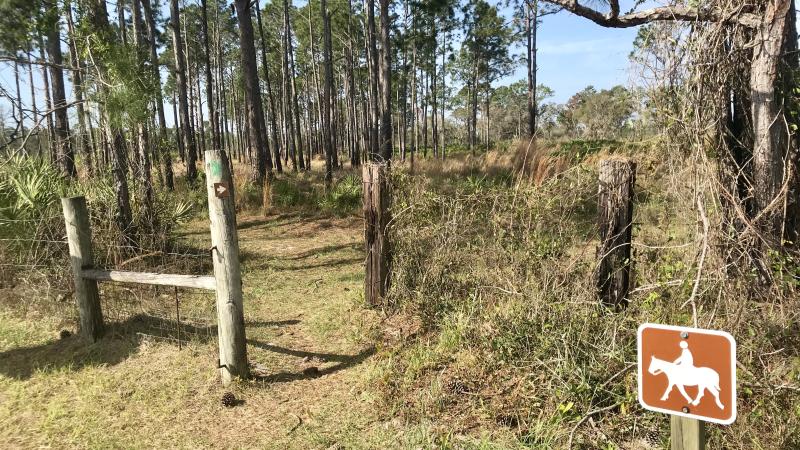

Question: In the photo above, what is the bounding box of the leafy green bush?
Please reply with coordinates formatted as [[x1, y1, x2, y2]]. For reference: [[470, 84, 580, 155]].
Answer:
[[0, 155, 65, 222], [0, 156, 70, 288], [0, 156, 205, 292], [318, 173, 362, 215], [271, 177, 307, 207]]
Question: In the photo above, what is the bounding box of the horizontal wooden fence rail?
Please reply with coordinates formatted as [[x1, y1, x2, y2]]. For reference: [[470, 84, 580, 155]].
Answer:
[[61, 150, 248, 386], [82, 269, 216, 291]]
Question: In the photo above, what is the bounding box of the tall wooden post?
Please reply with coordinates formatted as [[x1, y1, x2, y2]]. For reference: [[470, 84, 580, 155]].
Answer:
[[205, 150, 248, 384], [671, 416, 705, 450], [363, 162, 390, 306], [596, 158, 636, 310], [61, 196, 104, 341]]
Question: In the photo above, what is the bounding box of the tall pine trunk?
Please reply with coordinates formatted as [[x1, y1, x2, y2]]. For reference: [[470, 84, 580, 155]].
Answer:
[[233, 0, 273, 184], [142, 0, 173, 190], [750, 0, 792, 242], [26, 52, 43, 158], [255, 0, 283, 173], [47, 20, 78, 178], [321, 0, 334, 185], [526, 0, 538, 137], [288, 23, 305, 170], [132, 0, 155, 226], [201, 0, 220, 151], [87, 0, 135, 242], [379, 0, 393, 161], [170, 0, 198, 183], [282, 0, 299, 171], [37, 35, 55, 161], [441, 29, 447, 160], [367, 0, 380, 160], [346, 0, 360, 167]]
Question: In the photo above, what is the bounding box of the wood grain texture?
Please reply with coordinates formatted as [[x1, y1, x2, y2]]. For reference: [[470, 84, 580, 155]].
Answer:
[[82, 269, 216, 290], [670, 416, 706, 450], [596, 158, 636, 310], [544, 1, 759, 28], [205, 150, 249, 384], [62, 196, 105, 341], [363, 162, 390, 306]]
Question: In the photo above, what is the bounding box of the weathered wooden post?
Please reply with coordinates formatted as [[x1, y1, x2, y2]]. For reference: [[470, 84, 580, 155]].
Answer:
[[596, 158, 636, 309], [363, 162, 390, 306], [671, 416, 705, 450], [205, 150, 248, 384], [61, 196, 104, 341]]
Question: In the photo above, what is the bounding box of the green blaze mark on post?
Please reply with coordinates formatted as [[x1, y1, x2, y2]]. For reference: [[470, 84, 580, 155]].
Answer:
[[209, 160, 222, 178]]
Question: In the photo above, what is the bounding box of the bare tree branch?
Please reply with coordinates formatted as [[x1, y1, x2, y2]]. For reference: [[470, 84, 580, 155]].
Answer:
[[0, 55, 75, 71], [608, 0, 620, 19], [544, 1, 760, 28]]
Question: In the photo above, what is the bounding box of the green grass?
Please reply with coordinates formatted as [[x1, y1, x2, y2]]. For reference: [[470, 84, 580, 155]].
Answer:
[[4, 150, 799, 449]]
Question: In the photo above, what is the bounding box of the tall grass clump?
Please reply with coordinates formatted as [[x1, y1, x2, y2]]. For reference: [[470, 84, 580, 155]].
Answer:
[[380, 152, 800, 449]]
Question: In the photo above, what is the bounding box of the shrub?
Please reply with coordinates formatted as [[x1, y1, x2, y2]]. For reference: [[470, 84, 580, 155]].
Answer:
[[318, 173, 362, 216], [0, 156, 206, 296], [554, 139, 621, 161], [271, 177, 306, 207], [381, 155, 800, 448]]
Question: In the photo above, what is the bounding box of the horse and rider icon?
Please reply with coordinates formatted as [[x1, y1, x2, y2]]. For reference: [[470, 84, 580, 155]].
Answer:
[[638, 323, 736, 424], [647, 340, 725, 409]]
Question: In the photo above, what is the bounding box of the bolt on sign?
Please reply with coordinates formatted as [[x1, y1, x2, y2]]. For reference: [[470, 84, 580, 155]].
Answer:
[[637, 323, 737, 425]]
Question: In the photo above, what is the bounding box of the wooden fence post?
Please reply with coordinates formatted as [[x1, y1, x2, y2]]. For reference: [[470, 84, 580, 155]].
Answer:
[[363, 162, 390, 306], [61, 196, 104, 341], [596, 158, 636, 309], [205, 150, 248, 384], [671, 416, 705, 450]]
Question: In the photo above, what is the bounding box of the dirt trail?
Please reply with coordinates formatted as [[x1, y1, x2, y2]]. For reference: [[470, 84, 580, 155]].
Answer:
[[189, 212, 383, 448], [0, 213, 388, 448]]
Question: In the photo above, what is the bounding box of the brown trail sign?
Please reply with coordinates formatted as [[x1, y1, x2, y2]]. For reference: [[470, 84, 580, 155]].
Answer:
[[638, 323, 737, 425]]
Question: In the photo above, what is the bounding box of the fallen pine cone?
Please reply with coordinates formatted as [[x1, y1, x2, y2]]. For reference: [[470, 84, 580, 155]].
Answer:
[[221, 392, 236, 408]]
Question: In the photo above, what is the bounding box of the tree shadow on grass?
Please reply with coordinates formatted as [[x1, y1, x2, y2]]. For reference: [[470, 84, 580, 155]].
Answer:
[[279, 242, 362, 261], [239, 242, 361, 268], [0, 314, 217, 380], [244, 257, 364, 273], [0, 316, 369, 384], [237, 213, 308, 231], [246, 319, 301, 327], [247, 339, 375, 383]]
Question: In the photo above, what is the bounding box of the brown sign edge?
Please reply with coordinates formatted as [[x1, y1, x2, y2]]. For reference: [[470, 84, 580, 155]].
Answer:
[[636, 322, 737, 425], [214, 182, 229, 198]]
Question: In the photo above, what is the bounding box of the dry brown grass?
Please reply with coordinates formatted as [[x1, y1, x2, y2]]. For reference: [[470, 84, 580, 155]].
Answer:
[[0, 210, 391, 448], [510, 139, 571, 186], [381, 140, 800, 449]]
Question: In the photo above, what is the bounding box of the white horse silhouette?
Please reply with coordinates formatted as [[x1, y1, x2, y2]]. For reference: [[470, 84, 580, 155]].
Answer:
[[648, 356, 724, 409]]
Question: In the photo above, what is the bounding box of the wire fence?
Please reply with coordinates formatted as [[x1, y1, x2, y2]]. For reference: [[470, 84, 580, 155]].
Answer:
[[99, 283, 216, 347], [1, 211, 217, 348]]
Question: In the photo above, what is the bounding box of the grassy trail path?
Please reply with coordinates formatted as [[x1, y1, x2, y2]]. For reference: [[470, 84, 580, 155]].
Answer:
[[0, 213, 391, 448]]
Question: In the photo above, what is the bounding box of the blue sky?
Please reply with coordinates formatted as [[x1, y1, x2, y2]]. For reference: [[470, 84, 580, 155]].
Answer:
[[507, 8, 639, 103], [0, 2, 640, 128]]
